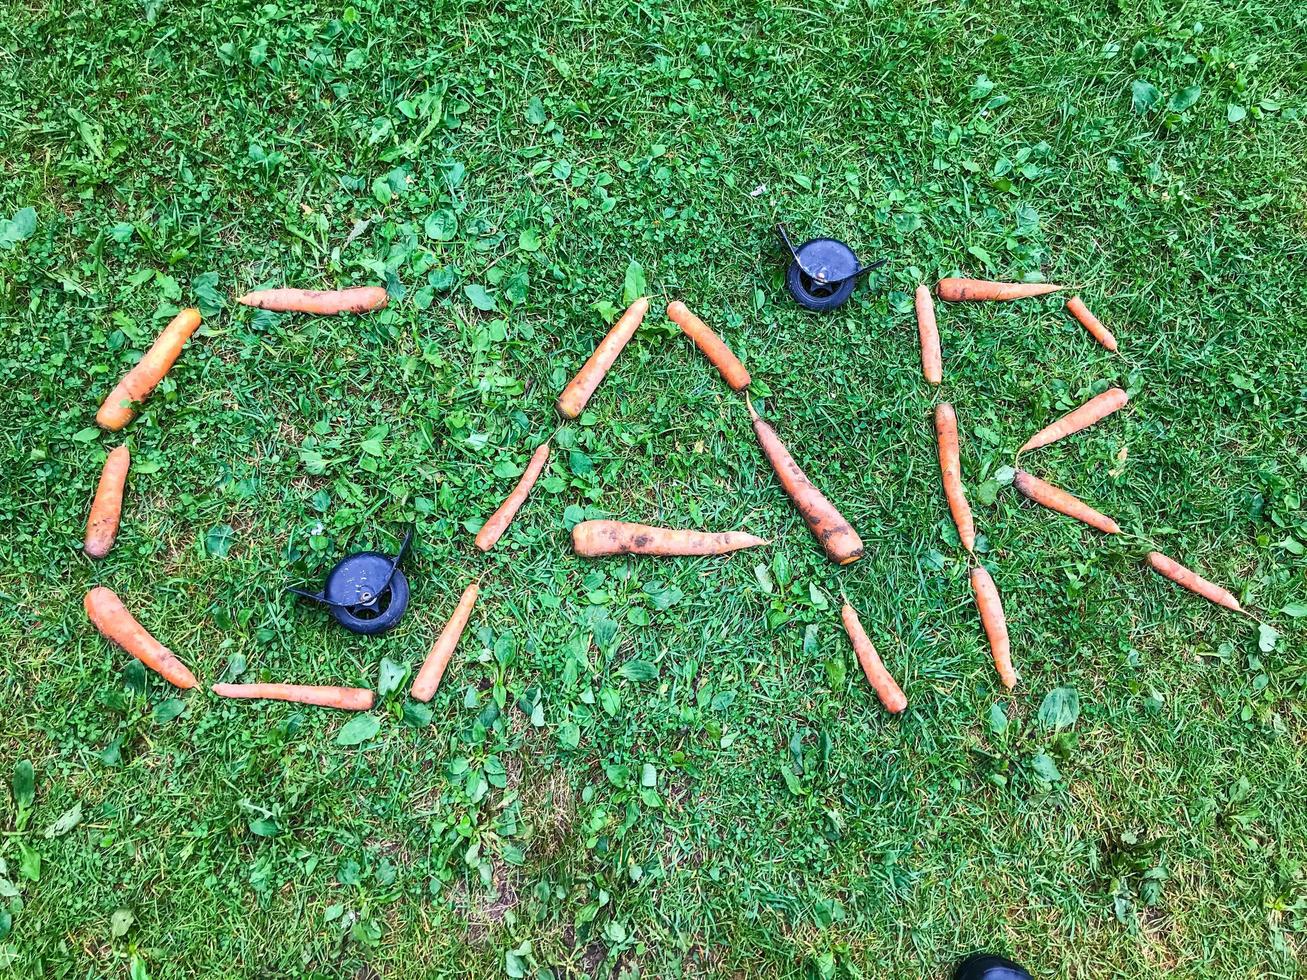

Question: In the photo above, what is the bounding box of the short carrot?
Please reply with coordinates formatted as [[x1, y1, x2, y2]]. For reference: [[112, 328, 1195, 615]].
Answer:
[[411, 582, 479, 702], [840, 601, 907, 713], [936, 279, 1064, 302], [557, 297, 649, 418], [475, 440, 551, 552], [211, 683, 375, 710], [1145, 552, 1242, 612], [84, 586, 198, 689], [666, 301, 751, 391], [84, 445, 130, 558], [1019, 387, 1128, 453], [935, 403, 976, 552], [1013, 470, 1122, 535], [96, 308, 202, 431], [1065, 297, 1118, 352], [235, 286, 388, 315], [971, 567, 1016, 689], [571, 520, 768, 557], [915, 285, 942, 384]]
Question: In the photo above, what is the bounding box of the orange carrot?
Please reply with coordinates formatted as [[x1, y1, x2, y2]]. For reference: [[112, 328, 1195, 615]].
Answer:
[[1145, 551, 1242, 612], [84, 445, 130, 558], [1065, 297, 1118, 352], [1013, 470, 1121, 534], [96, 308, 202, 431], [235, 286, 387, 314], [935, 403, 976, 552], [937, 279, 1064, 302], [666, 301, 751, 391], [915, 285, 942, 384], [1019, 387, 1128, 453], [211, 683, 374, 710], [84, 586, 198, 689], [411, 582, 479, 702], [475, 441, 551, 552], [840, 601, 907, 713], [557, 297, 649, 418], [571, 520, 768, 557], [747, 399, 863, 565], [971, 567, 1016, 689]]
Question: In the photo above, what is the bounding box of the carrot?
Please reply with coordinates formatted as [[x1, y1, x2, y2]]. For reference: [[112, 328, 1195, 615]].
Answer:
[[935, 403, 976, 552], [411, 582, 479, 702], [666, 301, 751, 391], [840, 601, 907, 713], [915, 285, 942, 384], [84, 445, 130, 558], [83, 586, 198, 689], [234, 286, 388, 315], [96, 308, 202, 431], [572, 520, 768, 557], [475, 441, 551, 552], [937, 279, 1064, 302], [1065, 297, 1118, 352], [557, 297, 650, 418], [211, 683, 374, 710], [1019, 387, 1128, 453], [747, 399, 863, 565], [1145, 551, 1242, 612], [1013, 470, 1122, 535], [970, 567, 1016, 689]]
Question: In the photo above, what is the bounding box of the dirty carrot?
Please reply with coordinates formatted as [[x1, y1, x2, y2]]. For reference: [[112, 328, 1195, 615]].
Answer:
[[1145, 551, 1242, 612], [747, 398, 863, 565], [1019, 387, 1128, 453], [935, 403, 976, 552], [936, 279, 1064, 302], [83, 586, 198, 689], [84, 445, 130, 558], [211, 683, 374, 710], [666, 300, 751, 391], [571, 520, 768, 557], [475, 441, 551, 552], [971, 566, 1016, 689], [1065, 297, 1119, 352], [915, 285, 942, 384], [1013, 470, 1122, 534], [557, 297, 650, 418], [840, 601, 907, 713], [234, 285, 388, 314], [96, 308, 202, 431], [411, 582, 479, 702]]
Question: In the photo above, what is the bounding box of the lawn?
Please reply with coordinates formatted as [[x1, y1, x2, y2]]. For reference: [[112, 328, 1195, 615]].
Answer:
[[1, 0, 1305, 977]]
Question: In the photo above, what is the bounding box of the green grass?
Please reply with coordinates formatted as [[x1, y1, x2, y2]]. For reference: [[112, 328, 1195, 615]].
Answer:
[[1, 0, 1306, 976]]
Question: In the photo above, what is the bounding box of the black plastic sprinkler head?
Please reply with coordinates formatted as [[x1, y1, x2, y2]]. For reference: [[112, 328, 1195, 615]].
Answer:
[[288, 526, 412, 636], [777, 223, 886, 312], [953, 953, 1033, 980]]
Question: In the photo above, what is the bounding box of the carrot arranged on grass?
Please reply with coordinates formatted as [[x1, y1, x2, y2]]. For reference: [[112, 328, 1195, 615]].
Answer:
[[971, 567, 1016, 689], [557, 297, 650, 418], [1065, 297, 1119, 352], [915, 285, 942, 384], [84, 586, 198, 689], [84, 445, 130, 558], [1145, 552, 1242, 613], [840, 601, 907, 713], [935, 403, 976, 552], [937, 279, 1064, 302], [96, 308, 202, 431], [234, 286, 388, 314], [666, 301, 751, 391], [476, 441, 551, 552], [1013, 470, 1121, 535], [211, 683, 374, 710], [747, 399, 863, 565], [1019, 387, 1128, 453], [411, 582, 479, 702], [572, 521, 768, 557]]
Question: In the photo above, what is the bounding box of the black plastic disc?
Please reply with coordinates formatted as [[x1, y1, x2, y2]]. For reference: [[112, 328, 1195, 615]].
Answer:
[[786, 237, 860, 311], [322, 551, 409, 635], [953, 953, 1033, 980]]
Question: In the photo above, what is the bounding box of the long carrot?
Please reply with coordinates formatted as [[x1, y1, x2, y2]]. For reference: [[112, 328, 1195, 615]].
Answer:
[[84, 445, 130, 558], [915, 285, 942, 384], [571, 520, 768, 557], [747, 399, 863, 565], [666, 301, 751, 391], [840, 601, 907, 713], [937, 279, 1064, 302], [476, 441, 551, 552], [935, 403, 976, 552], [234, 286, 388, 314], [557, 297, 649, 418], [84, 586, 198, 689], [1065, 297, 1118, 352], [1019, 387, 1128, 453], [411, 582, 479, 702], [211, 683, 374, 710], [96, 308, 202, 431], [1145, 552, 1242, 612], [971, 567, 1016, 689], [1013, 470, 1122, 534]]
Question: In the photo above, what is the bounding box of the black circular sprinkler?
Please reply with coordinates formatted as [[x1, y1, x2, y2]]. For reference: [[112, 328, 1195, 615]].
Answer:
[[288, 527, 412, 636], [777, 223, 886, 312], [953, 953, 1034, 980]]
